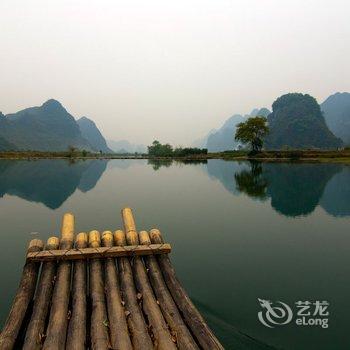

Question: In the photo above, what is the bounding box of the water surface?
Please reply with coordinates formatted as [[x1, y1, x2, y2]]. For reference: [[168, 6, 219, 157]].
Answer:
[[0, 159, 349, 349]]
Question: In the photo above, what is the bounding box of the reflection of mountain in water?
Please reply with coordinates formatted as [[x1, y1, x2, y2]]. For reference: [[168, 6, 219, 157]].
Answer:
[[0, 160, 107, 209], [264, 163, 341, 217], [78, 160, 107, 192], [320, 166, 350, 217], [207, 160, 250, 196], [206, 160, 346, 217]]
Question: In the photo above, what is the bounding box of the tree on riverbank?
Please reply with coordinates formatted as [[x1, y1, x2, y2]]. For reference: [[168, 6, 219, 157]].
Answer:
[[235, 116, 269, 152], [148, 140, 173, 156], [148, 140, 207, 157]]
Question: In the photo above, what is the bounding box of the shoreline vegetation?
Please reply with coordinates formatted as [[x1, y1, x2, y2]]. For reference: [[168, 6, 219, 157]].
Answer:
[[1, 149, 350, 163]]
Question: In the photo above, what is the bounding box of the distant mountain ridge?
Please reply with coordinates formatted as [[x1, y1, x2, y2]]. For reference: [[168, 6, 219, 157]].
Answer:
[[2, 99, 91, 151], [321, 92, 350, 145], [77, 117, 112, 153], [206, 108, 270, 152], [0, 99, 111, 152], [192, 129, 217, 148], [107, 139, 147, 154]]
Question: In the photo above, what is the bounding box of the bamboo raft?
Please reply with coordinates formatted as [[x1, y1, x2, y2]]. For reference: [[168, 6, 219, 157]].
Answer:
[[0, 208, 223, 350]]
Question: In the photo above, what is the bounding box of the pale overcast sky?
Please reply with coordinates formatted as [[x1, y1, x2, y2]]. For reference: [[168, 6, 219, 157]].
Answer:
[[0, 0, 349, 145]]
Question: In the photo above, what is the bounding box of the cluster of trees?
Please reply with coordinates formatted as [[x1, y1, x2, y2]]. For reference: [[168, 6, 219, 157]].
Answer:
[[148, 140, 207, 157]]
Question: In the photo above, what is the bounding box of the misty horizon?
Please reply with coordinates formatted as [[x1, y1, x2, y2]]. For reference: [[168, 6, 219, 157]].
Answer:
[[1, 0, 349, 145]]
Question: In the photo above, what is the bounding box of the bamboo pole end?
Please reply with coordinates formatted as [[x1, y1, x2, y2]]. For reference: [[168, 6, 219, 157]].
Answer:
[[149, 229, 163, 244], [76, 232, 88, 249], [102, 231, 113, 247], [114, 230, 126, 246], [89, 230, 101, 248], [139, 231, 151, 245], [28, 239, 44, 253], [60, 212, 75, 249], [121, 207, 136, 230], [126, 231, 139, 246], [46, 236, 59, 250]]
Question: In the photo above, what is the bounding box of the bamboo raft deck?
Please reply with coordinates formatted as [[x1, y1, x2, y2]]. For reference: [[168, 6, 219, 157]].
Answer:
[[0, 208, 223, 350]]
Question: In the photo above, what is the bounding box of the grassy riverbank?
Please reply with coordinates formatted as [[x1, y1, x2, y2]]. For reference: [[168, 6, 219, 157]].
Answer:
[[1, 149, 350, 163], [0, 151, 146, 160], [218, 150, 350, 163]]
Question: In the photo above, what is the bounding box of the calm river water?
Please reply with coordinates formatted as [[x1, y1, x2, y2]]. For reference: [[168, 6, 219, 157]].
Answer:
[[0, 159, 349, 349]]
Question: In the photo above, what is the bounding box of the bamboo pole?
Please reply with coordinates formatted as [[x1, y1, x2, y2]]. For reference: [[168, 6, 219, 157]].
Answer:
[[114, 230, 153, 350], [149, 229, 224, 350], [0, 239, 44, 350], [88, 230, 109, 350], [121, 208, 176, 350], [139, 231, 199, 350], [43, 213, 75, 350], [66, 232, 88, 350], [102, 231, 132, 350], [23, 237, 60, 350]]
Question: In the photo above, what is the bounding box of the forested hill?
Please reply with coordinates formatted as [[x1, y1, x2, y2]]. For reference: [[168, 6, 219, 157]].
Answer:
[[265, 93, 342, 150], [77, 117, 112, 153], [0, 100, 110, 152], [321, 92, 350, 145]]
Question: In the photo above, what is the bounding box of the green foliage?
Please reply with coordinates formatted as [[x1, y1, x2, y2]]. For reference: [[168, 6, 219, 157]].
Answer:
[[207, 108, 271, 152], [148, 140, 173, 157], [266, 93, 343, 149], [173, 147, 207, 157], [148, 140, 207, 157], [235, 116, 269, 152], [68, 145, 77, 158]]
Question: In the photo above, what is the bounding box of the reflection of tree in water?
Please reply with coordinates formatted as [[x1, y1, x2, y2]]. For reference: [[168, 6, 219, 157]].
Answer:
[[234, 162, 268, 200], [224, 161, 342, 217], [148, 159, 207, 171], [147, 159, 173, 171]]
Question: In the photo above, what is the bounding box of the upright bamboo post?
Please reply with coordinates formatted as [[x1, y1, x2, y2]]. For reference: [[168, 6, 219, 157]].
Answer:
[[114, 230, 153, 350], [121, 208, 176, 350], [139, 231, 199, 350], [23, 237, 60, 350], [66, 232, 88, 350], [43, 213, 74, 350], [149, 229, 224, 350], [102, 231, 132, 350], [88, 230, 109, 350], [0, 239, 44, 350]]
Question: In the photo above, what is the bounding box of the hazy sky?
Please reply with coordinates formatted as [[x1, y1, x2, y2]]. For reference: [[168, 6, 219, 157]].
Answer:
[[0, 0, 349, 145]]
